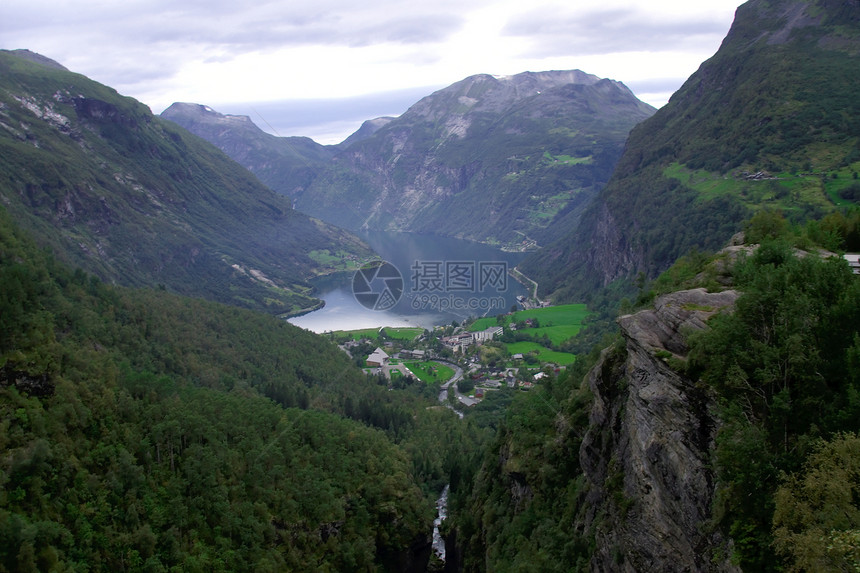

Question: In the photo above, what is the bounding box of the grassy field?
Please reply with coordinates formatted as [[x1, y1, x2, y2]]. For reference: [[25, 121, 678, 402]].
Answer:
[[662, 161, 860, 213], [504, 341, 577, 366], [334, 326, 424, 341], [469, 304, 589, 346], [403, 361, 455, 383], [307, 249, 363, 272], [382, 327, 425, 340], [333, 327, 382, 341]]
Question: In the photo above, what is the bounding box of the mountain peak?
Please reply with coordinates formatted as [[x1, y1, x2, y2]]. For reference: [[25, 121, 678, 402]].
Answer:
[[403, 68, 644, 124], [162, 102, 255, 126], [2, 49, 68, 71]]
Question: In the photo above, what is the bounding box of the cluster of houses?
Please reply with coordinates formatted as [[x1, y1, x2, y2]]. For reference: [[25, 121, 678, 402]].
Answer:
[[365, 347, 428, 368], [441, 326, 504, 353], [353, 321, 559, 407], [468, 368, 548, 397]]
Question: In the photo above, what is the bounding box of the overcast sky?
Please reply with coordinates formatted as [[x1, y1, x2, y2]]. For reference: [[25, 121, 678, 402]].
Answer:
[[2, 0, 742, 144]]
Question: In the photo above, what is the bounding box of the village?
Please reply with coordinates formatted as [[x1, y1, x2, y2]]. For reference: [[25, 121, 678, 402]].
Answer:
[[333, 303, 588, 409]]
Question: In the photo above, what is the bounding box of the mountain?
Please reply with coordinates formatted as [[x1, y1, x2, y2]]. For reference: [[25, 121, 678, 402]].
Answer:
[[160, 102, 336, 200], [337, 116, 395, 149], [165, 70, 655, 250], [0, 50, 372, 315], [521, 0, 860, 302]]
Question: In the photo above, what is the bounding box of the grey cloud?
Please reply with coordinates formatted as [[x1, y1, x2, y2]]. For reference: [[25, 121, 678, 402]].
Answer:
[[625, 77, 690, 94], [0, 0, 468, 95], [48, 1, 465, 52], [504, 7, 731, 56]]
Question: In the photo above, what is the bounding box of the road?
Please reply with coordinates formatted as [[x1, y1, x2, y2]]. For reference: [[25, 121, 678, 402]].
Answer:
[[435, 359, 479, 408]]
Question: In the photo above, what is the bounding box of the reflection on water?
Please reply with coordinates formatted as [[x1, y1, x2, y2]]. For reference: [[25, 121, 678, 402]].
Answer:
[[289, 232, 529, 333], [288, 288, 441, 332]]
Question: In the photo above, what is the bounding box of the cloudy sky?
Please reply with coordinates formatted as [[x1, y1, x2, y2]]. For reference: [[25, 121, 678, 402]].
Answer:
[[2, 0, 742, 144]]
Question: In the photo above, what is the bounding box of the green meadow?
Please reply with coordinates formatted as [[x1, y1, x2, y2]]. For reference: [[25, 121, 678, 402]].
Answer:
[[504, 341, 577, 366], [403, 361, 455, 383], [382, 327, 425, 340], [470, 303, 588, 345]]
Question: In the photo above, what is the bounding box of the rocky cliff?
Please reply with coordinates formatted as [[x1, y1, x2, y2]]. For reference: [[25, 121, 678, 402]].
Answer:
[[580, 288, 740, 571]]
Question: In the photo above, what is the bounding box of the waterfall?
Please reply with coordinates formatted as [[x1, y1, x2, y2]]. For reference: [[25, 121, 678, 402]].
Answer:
[[432, 484, 450, 561]]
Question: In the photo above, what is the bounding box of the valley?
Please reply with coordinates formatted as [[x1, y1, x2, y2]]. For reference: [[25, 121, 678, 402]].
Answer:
[[4, 1, 860, 571]]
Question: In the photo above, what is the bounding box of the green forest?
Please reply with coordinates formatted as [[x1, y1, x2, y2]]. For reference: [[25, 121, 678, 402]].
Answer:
[[0, 206, 486, 572], [7, 191, 860, 571], [441, 211, 860, 572]]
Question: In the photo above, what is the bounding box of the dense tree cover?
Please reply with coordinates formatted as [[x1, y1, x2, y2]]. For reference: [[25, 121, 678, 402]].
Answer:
[[448, 209, 860, 572], [448, 356, 597, 572], [686, 238, 860, 570], [772, 432, 860, 572], [0, 208, 469, 571]]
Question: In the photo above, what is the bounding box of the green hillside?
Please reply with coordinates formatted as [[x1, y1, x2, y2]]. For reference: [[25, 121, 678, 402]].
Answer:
[[161, 103, 335, 200], [522, 0, 860, 302], [451, 216, 860, 572], [0, 50, 371, 315], [0, 205, 473, 570]]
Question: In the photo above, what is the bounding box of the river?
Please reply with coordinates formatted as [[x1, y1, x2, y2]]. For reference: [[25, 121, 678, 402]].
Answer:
[[289, 231, 529, 332]]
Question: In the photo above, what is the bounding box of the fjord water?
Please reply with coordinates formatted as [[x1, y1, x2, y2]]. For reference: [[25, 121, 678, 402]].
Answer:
[[289, 231, 529, 332]]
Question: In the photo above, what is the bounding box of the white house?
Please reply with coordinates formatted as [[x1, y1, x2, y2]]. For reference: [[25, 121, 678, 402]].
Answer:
[[366, 347, 390, 367], [472, 326, 503, 343], [844, 253, 860, 274]]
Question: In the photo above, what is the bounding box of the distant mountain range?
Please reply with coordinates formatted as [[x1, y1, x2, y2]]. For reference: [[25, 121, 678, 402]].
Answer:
[[0, 49, 371, 315], [163, 70, 655, 250]]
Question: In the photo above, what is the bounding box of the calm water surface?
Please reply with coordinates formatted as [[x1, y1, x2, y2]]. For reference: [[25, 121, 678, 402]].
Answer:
[[289, 232, 529, 333]]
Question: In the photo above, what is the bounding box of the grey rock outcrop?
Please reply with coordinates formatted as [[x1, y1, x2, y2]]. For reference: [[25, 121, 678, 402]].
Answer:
[[580, 288, 740, 572]]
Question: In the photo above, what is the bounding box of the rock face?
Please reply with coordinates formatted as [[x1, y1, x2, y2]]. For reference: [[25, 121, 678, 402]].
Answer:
[[580, 288, 740, 572], [165, 70, 655, 250], [300, 70, 654, 249]]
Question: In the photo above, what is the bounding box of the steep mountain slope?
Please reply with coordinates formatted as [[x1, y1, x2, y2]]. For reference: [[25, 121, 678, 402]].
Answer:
[[161, 102, 336, 200], [522, 0, 860, 301], [0, 206, 451, 571], [168, 71, 654, 251], [450, 280, 741, 572], [0, 50, 370, 315], [304, 70, 655, 249]]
